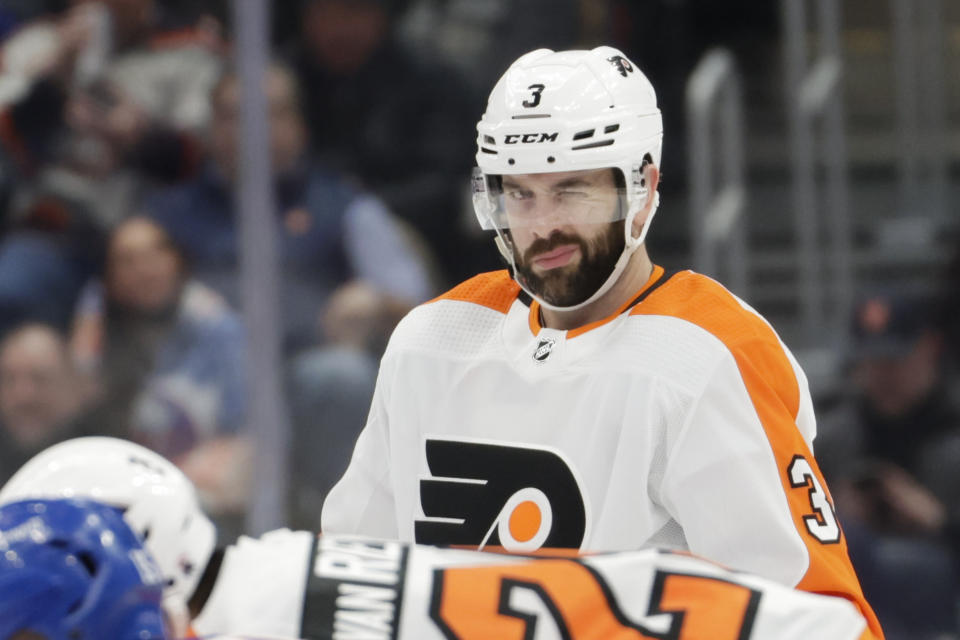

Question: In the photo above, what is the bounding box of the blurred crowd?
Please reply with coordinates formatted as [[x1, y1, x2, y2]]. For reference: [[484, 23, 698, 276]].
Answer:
[[0, 0, 956, 637], [0, 0, 603, 534]]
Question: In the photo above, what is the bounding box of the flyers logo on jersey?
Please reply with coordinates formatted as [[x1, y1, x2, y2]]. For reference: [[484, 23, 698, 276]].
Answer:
[[416, 439, 588, 552]]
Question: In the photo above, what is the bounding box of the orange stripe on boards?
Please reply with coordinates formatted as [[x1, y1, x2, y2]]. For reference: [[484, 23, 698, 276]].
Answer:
[[631, 271, 884, 639], [430, 270, 520, 314]]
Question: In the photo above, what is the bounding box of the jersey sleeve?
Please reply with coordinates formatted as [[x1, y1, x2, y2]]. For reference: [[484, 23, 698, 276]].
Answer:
[[320, 357, 399, 539], [304, 534, 869, 640], [191, 529, 314, 638], [659, 338, 884, 639]]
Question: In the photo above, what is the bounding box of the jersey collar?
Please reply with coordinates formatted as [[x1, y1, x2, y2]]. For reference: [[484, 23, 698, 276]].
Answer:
[[526, 264, 668, 338]]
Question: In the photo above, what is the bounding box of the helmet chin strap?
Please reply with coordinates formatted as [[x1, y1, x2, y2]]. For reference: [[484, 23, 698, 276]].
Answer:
[[505, 191, 660, 314]]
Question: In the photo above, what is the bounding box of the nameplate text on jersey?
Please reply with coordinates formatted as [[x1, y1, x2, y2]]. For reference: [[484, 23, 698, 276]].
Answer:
[[302, 536, 408, 640]]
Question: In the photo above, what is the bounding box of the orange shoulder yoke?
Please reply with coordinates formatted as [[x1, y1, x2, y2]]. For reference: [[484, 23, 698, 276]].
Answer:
[[632, 270, 884, 638], [630, 270, 772, 348], [430, 270, 520, 315]]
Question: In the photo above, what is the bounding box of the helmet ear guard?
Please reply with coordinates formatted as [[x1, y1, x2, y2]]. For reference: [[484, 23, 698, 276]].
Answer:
[[625, 153, 659, 249]]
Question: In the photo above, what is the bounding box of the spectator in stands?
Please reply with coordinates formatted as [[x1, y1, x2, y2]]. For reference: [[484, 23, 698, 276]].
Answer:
[[145, 61, 432, 351], [287, 0, 493, 283], [817, 291, 960, 639], [70, 216, 251, 524], [0, 323, 84, 484], [0, 0, 225, 345], [0, 5, 114, 334], [397, 0, 582, 96], [0, 191, 105, 337], [0, 0, 225, 219], [143, 61, 433, 527]]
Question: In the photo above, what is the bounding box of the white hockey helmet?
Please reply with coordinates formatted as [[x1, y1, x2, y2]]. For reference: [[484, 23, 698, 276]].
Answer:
[[473, 46, 663, 310], [0, 436, 216, 634]]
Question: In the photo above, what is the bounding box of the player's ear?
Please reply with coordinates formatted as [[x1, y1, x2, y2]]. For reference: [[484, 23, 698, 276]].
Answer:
[[631, 164, 660, 238]]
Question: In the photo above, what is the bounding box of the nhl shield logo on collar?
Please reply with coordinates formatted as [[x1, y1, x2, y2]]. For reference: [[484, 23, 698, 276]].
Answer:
[[533, 337, 556, 362]]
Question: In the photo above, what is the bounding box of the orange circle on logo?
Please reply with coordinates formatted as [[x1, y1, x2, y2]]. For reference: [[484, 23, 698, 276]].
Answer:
[[508, 500, 542, 543]]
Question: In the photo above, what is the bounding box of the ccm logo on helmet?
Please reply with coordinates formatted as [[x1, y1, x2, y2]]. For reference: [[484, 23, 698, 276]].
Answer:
[[504, 132, 559, 144], [416, 438, 588, 552]]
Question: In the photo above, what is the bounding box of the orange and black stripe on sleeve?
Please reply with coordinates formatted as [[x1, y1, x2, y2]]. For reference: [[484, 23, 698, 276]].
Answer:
[[631, 271, 884, 639]]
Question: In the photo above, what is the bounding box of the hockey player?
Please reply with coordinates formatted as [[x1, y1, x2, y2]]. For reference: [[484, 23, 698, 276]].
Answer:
[[0, 437, 215, 638], [0, 497, 169, 640], [199, 532, 875, 640], [320, 46, 883, 638], [1, 437, 870, 640]]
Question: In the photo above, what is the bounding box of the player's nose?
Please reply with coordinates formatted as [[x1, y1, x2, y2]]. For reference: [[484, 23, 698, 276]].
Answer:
[[526, 206, 564, 236]]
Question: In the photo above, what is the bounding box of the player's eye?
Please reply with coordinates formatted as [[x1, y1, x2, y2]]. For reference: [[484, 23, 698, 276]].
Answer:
[[505, 189, 533, 201]]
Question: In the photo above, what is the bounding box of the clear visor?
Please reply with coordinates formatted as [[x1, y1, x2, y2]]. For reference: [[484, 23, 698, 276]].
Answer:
[[472, 167, 628, 230]]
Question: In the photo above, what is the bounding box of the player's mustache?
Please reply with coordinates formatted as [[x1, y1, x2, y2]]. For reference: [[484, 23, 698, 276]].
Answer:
[[522, 232, 586, 264]]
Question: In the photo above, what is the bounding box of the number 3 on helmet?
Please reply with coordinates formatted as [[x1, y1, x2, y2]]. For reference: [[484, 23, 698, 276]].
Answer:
[[0, 437, 216, 636]]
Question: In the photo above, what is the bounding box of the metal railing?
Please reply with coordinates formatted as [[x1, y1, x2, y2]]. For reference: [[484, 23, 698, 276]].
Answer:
[[781, 0, 853, 343], [890, 0, 948, 220], [233, 0, 291, 535], [686, 48, 748, 298]]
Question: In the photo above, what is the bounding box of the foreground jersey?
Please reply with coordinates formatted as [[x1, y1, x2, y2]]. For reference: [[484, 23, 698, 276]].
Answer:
[[322, 267, 882, 637], [192, 529, 315, 638], [195, 533, 869, 640]]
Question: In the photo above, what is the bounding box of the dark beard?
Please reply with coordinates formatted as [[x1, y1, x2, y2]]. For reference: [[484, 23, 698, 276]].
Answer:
[[513, 222, 625, 307]]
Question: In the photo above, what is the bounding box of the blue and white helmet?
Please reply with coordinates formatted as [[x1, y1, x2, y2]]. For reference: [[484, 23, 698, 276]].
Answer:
[[473, 46, 663, 311], [0, 437, 216, 636], [0, 498, 168, 640]]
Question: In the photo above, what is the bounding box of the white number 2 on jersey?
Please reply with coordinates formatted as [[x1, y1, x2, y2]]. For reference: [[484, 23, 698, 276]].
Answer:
[[787, 455, 841, 544]]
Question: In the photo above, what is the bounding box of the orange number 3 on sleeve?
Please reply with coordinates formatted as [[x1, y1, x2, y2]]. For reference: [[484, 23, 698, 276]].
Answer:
[[429, 559, 760, 640]]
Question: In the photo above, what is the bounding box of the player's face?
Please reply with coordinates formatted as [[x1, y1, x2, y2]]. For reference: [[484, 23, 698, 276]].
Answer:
[[504, 169, 624, 307]]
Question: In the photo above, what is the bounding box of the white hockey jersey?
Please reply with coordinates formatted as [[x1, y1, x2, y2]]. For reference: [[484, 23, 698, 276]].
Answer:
[[322, 267, 882, 637], [192, 532, 870, 640], [192, 529, 315, 638]]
